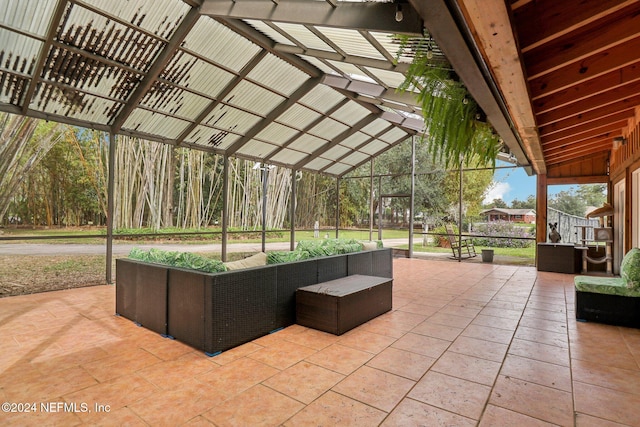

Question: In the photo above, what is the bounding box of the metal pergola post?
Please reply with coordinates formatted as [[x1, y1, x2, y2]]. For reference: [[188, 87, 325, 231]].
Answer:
[[106, 131, 116, 284], [290, 169, 297, 251], [261, 165, 268, 253], [378, 176, 382, 240], [222, 156, 229, 262], [409, 136, 415, 257], [335, 177, 340, 238], [458, 157, 463, 262], [369, 159, 374, 242]]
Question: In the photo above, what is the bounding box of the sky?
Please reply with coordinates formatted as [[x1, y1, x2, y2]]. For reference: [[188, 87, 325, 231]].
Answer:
[[483, 160, 573, 205]]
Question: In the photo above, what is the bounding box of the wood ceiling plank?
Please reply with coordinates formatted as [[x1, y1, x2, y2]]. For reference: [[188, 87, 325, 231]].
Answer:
[[544, 136, 613, 157], [523, 3, 640, 78], [512, 0, 634, 51], [539, 107, 637, 137], [545, 143, 612, 165], [541, 120, 628, 148], [533, 61, 640, 114], [536, 88, 640, 127], [529, 36, 640, 99]]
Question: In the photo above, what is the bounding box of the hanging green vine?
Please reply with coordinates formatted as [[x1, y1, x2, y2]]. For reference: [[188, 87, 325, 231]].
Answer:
[[395, 36, 502, 168]]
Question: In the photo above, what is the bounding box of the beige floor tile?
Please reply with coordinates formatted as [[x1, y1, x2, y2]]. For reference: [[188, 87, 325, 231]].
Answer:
[[515, 325, 569, 348], [197, 357, 279, 398], [382, 398, 476, 426], [462, 323, 515, 344], [489, 375, 573, 426], [411, 320, 464, 341], [332, 365, 415, 412], [392, 332, 451, 358], [367, 347, 436, 381], [408, 371, 491, 420], [479, 404, 559, 426], [337, 329, 397, 354], [574, 381, 640, 426], [431, 351, 502, 386], [509, 337, 570, 367], [283, 391, 386, 426], [203, 384, 303, 427], [501, 354, 572, 391], [263, 361, 344, 404], [247, 339, 317, 370], [448, 335, 509, 362], [305, 343, 374, 375]]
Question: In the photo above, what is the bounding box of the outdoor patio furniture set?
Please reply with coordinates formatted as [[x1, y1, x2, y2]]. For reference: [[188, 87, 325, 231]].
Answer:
[[115, 247, 393, 355], [574, 247, 640, 328]]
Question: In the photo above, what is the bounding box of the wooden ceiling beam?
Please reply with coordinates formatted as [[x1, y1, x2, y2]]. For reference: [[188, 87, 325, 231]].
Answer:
[[512, 0, 635, 51], [533, 61, 640, 114], [529, 36, 640, 99], [541, 120, 628, 148], [523, 3, 640, 78], [536, 81, 640, 126], [545, 146, 612, 166], [544, 138, 613, 161], [545, 134, 617, 156], [539, 106, 637, 137]]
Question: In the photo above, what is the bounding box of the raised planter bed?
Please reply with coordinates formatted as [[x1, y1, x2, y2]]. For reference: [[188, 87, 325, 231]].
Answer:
[[115, 248, 393, 355]]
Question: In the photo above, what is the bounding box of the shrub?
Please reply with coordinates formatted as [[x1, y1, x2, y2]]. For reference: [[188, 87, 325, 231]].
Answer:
[[474, 221, 534, 248], [128, 247, 227, 273], [266, 250, 311, 264]]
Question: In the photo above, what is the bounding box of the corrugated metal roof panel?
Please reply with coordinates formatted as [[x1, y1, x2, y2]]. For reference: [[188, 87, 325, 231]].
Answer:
[[186, 125, 241, 149], [244, 19, 295, 46], [204, 105, 262, 136], [324, 162, 350, 176], [366, 67, 406, 89], [330, 101, 370, 123], [269, 148, 308, 165], [322, 145, 350, 161], [247, 54, 309, 97], [341, 151, 368, 166], [325, 60, 370, 81], [361, 119, 391, 136], [360, 139, 388, 155], [59, 3, 165, 73], [140, 84, 210, 121], [35, 86, 118, 123], [298, 55, 338, 75], [82, 0, 190, 40], [304, 157, 332, 171], [379, 127, 408, 143], [165, 51, 234, 97], [236, 139, 278, 158], [299, 85, 344, 113], [276, 104, 321, 131], [370, 31, 408, 63], [225, 80, 285, 116], [1, 0, 56, 36], [123, 108, 190, 139], [272, 22, 333, 51], [288, 133, 327, 154], [256, 122, 299, 144], [0, 29, 42, 75], [309, 118, 349, 140], [317, 27, 386, 60], [184, 17, 261, 73], [340, 132, 371, 149]]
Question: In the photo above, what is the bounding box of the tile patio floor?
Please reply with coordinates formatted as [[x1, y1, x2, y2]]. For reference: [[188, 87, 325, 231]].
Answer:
[[2, 258, 640, 426]]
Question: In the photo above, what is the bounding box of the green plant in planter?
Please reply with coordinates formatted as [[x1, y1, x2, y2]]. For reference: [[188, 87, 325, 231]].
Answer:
[[396, 35, 502, 168], [128, 247, 227, 273]]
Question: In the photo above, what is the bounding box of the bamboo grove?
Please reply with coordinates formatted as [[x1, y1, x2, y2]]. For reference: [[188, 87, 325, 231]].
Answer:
[[0, 112, 494, 231]]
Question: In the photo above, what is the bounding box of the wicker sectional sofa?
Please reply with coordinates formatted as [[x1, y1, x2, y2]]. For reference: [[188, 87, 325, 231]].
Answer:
[[115, 248, 393, 355], [574, 247, 640, 328]]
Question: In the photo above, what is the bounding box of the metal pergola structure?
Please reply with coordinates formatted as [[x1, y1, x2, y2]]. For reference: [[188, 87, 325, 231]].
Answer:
[[1, 0, 466, 282]]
